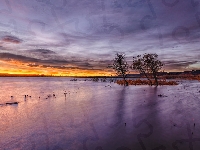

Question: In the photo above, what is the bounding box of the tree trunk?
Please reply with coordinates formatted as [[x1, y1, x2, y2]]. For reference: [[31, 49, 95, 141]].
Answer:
[[153, 72, 158, 86], [143, 72, 152, 86], [123, 75, 128, 86]]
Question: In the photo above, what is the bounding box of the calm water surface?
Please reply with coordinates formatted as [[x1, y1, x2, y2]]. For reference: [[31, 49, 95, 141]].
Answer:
[[0, 77, 200, 150]]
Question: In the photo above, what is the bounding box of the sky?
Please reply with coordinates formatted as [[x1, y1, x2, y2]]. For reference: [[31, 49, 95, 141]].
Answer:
[[0, 0, 200, 76]]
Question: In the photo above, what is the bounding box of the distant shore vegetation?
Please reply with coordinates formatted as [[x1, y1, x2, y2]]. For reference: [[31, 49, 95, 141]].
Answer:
[[116, 79, 178, 86]]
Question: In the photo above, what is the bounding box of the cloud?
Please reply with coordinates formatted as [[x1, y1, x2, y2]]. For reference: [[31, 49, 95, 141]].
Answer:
[[1, 35, 23, 44], [0, 46, 5, 50], [163, 60, 198, 70], [0, 52, 111, 70], [27, 49, 56, 54], [27, 64, 39, 67]]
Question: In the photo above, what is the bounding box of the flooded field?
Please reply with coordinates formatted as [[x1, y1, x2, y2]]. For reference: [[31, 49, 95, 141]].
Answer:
[[0, 77, 200, 150]]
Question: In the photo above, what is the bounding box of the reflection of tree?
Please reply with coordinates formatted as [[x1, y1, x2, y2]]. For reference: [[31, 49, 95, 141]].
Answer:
[[132, 87, 167, 150], [104, 87, 126, 128]]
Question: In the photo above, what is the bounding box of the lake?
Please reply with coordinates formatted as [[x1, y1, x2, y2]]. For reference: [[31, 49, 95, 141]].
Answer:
[[0, 77, 200, 150]]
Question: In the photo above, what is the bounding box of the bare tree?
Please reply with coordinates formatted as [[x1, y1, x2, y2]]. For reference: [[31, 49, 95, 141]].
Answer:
[[132, 53, 163, 86], [132, 55, 153, 86], [143, 53, 163, 86], [112, 53, 129, 86]]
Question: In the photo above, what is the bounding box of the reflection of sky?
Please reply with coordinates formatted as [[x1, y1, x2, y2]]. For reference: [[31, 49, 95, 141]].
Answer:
[[1, 78, 200, 149], [0, 0, 200, 75]]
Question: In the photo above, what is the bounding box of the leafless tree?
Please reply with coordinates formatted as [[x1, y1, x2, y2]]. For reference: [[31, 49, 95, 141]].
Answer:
[[112, 53, 129, 86], [132, 53, 163, 86], [132, 55, 153, 86], [143, 53, 163, 86]]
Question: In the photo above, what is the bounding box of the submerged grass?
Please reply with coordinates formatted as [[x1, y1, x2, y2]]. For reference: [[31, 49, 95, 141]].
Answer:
[[116, 79, 178, 86]]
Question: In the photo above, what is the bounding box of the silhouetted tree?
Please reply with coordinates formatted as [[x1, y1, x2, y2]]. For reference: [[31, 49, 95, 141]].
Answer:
[[143, 53, 163, 86], [132, 53, 163, 86], [132, 55, 153, 86], [112, 53, 129, 86]]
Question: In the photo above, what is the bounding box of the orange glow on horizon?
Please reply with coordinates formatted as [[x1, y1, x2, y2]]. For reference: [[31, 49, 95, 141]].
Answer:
[[0, 59, 113, 76]]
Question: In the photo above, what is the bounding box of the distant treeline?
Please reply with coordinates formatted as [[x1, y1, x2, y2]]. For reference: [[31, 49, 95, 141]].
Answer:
[[160, 74, 200, 80]]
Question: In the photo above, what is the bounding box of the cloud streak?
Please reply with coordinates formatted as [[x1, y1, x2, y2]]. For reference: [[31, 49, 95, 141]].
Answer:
[[1, 35, 22, 44]]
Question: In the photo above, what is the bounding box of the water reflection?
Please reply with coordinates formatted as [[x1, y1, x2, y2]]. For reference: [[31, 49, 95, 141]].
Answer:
[[0, 78, 200, 149], [104, 87, 126, 128]]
